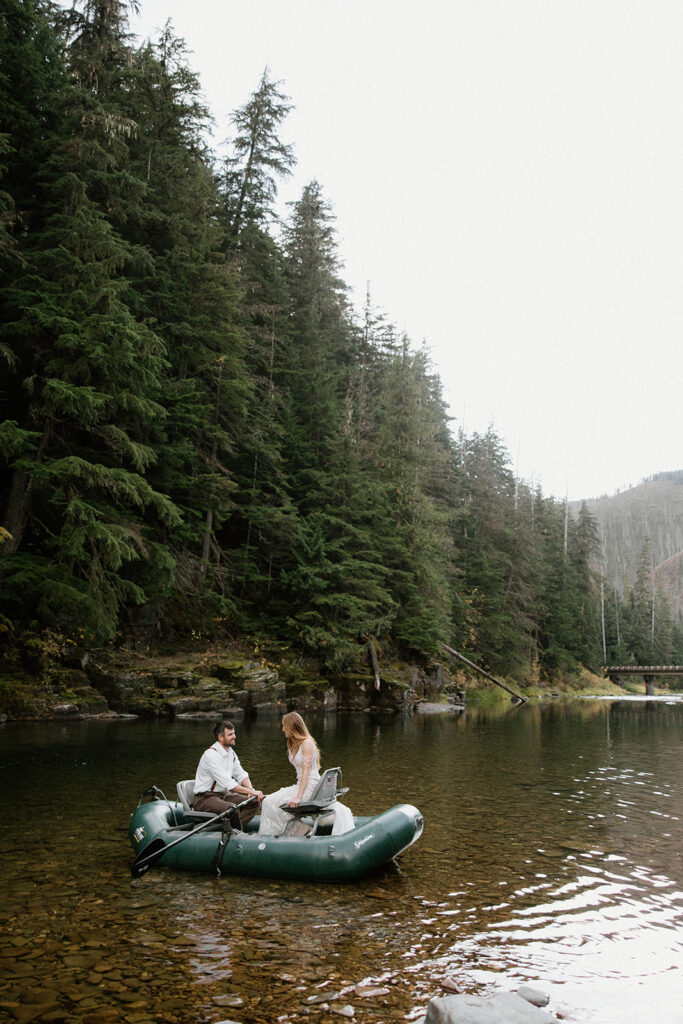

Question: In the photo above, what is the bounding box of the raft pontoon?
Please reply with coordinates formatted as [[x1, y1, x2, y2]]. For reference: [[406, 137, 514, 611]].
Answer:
[[129, 769, 423, 881]]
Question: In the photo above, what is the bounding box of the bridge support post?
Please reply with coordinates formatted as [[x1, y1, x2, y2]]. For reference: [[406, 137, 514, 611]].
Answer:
[[643, 674, 655, 696]]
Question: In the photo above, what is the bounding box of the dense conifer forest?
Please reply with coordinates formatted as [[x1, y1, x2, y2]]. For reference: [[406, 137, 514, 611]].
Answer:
[[2, 0, 682, 678]]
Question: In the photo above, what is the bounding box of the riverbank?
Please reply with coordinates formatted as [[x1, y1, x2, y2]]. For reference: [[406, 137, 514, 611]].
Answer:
[[0, 628, 647, 723]]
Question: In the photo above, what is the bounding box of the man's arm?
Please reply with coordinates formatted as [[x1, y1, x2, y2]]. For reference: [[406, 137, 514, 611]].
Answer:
[[233, 774, 263, 800], [229, 753, 263, 799]]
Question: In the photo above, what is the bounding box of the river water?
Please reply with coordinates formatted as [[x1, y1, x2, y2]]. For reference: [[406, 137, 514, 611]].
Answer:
[[1, 695, 682, 1024]]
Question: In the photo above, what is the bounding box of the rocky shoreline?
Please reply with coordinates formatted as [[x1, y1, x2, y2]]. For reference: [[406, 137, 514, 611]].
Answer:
[[0, 639, 470, 723], [0, 629, 641, 724]]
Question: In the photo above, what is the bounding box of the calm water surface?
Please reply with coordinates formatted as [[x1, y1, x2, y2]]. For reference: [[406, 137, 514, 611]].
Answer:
[[1, 696, 682, 1024]]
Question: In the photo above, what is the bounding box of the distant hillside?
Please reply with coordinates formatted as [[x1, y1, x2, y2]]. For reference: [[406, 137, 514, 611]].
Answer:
[[570, 471, 683, 619], [654, 549, 683, 623]]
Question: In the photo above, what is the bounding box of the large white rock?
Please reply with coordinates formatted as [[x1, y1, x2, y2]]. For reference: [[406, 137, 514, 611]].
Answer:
[[424, 991, 556, 1024], [517, 986, 550, 1008]]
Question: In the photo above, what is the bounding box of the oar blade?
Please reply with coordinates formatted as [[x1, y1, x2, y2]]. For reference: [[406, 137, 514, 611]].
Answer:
[[131, 837, 167, 878]]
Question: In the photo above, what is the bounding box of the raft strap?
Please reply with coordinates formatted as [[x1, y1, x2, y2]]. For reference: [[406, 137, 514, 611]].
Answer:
[[213, 816, 236, 877]]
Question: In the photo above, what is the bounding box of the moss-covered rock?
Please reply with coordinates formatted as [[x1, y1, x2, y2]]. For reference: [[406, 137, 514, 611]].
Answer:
[[285, 677, 336, 711], [0, 675, 51, 718]]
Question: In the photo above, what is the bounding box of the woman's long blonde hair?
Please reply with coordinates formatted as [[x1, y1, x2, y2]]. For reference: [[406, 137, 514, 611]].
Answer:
[[282, 711, 320, 768]]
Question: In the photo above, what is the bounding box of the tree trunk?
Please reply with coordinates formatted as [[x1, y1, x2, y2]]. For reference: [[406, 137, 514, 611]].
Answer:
[[367, 638, 381, 690], [1, 420, 50, 557], [200, 507, 214, 572], [0, 467, 32, 556]]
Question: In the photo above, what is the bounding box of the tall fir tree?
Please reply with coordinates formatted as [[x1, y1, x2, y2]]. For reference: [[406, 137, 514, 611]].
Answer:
[[565, 503, 602, 668], [627, 541, 656, 665], [281, 180, 354, 497], [280, 182, 392, 661], [0, 0, 180, 639], [373, 341, 452, 653], [221, 67, 295, 244], [217, 72, 298, 620], [118, 24, 249, 623], [451, 428, 525, 670]]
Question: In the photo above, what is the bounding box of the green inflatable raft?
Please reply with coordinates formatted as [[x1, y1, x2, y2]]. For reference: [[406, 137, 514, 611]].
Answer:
[[129, 789, 424, 881]]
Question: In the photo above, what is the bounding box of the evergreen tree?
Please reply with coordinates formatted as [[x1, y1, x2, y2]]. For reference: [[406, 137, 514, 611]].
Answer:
[[534, 493, 579, 676], [221, 68, 295, 243], [217, 73, 298, 618], [451, 428, 526, 670], [373, 341, 452, 653], [281, 308, 398, 665], [0, 0, 65, 425], [281, 179, 354, 500], [0, 0, 64, 265], [652, 581, 673, 664], [505, 478, 544, 669], [628, 541, 656, 664], [278, 182, 361, 657], [0, 0, 180, 639], [119, 24, 249, 621], [223, 224, 299, 621], [566, 503, 602, 667]]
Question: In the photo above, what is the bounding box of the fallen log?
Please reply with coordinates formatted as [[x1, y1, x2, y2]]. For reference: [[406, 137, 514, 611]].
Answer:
[[439, 643, 527, 704]]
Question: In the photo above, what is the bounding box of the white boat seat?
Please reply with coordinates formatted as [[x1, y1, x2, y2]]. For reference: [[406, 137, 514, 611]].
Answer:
[[176, 779, 217, 824], [280, 766, 349, 837]]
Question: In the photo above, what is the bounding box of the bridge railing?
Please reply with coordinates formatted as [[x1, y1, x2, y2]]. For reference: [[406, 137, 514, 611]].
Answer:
[[603, 665, 683, 674]]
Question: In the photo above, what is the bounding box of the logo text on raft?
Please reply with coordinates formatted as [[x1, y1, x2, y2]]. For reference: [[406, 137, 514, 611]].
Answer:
[[354, 834, 374, 848]]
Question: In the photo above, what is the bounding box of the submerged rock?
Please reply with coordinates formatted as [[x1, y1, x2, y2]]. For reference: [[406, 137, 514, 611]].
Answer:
[[413, 700, 463, 715], [423, 991, 555, 1023], [355, 984, 391, 997]]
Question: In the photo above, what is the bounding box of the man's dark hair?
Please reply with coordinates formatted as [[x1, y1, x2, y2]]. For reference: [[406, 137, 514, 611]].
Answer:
[[213, 720, 235, 739]]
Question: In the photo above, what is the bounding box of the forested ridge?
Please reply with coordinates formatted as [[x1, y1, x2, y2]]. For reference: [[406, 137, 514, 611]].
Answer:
[[572, 472, 683, 630], [2, 0, 682, 682]]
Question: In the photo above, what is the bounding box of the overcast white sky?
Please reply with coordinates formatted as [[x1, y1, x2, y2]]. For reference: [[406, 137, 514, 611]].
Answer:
[[128, 0, 682, 502]]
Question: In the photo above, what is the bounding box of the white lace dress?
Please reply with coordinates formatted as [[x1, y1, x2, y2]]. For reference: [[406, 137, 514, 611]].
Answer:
[[258, 745, 354, 836]]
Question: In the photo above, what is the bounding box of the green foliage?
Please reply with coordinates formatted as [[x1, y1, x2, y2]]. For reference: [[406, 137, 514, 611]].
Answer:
[[0, 1, 668, 678]]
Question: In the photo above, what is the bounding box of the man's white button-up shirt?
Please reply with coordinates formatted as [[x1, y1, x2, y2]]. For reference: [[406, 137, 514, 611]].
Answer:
[[193, 742, 248, 794]]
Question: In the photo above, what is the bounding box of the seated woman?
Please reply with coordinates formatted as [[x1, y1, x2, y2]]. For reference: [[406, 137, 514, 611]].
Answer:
[[258, 711, 354, 836]]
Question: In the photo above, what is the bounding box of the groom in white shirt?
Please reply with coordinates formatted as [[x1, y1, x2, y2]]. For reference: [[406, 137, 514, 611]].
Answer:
[[193, 720, 263, 826]]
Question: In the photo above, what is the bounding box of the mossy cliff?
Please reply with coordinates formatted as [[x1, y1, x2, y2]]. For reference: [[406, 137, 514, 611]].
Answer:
[[0, 628, 641, 723], [0, 633, 474, 722]]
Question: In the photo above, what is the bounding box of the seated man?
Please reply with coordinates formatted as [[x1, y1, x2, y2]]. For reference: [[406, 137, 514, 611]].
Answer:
[[193, 720, 263, 828]]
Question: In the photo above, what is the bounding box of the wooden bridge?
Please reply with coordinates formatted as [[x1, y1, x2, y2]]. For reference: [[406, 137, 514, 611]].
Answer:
[[603, 665, 683, 695], [604, 666, 683, 674]]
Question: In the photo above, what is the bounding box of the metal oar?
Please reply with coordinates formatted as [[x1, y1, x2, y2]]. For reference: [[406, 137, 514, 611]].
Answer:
[[130, 795, 258, 878]]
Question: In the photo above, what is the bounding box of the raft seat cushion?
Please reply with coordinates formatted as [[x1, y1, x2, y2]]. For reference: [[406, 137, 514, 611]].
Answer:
[[176, 779, 217, 823], [280, 767, 349, 837]]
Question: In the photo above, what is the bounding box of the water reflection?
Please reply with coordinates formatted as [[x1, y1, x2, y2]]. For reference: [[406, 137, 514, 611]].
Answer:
[[0, 698, 682, 1023]]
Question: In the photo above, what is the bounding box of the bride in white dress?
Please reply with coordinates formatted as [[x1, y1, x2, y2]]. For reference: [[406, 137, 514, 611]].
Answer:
[[258, 711, 354, 836]]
